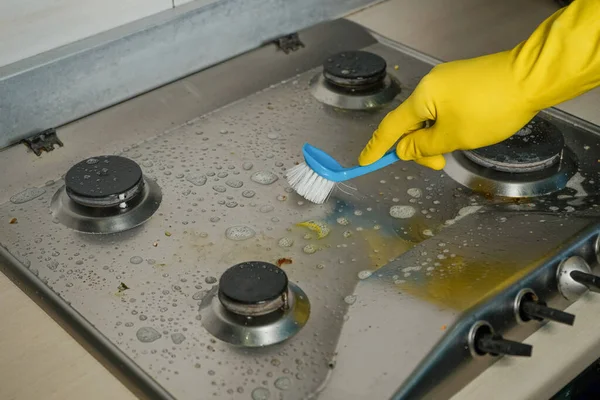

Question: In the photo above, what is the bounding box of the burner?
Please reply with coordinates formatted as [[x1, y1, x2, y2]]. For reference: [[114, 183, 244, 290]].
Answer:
[[310, 51, 400, 110], [201, 261, 310, 347], [444, 117, 577, 198], [65, 156, 144, 207], [463, 118, 565, 173], [51, 155, 161, 233], [323, 51, 388, 91], [218, 261, 288, 316]]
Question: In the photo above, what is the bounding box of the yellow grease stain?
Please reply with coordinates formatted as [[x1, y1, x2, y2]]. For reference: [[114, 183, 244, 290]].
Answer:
[[297, 220, 331, 239], [396, 255, 543, 311]]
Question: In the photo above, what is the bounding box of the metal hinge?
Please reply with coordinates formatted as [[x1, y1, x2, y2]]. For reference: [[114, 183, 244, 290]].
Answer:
[[22, 128, 63, 156], [273, 33, 305, 54]]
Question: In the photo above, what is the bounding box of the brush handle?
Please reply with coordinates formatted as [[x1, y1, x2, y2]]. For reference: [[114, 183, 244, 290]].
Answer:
[[338, 150, 400, 181]]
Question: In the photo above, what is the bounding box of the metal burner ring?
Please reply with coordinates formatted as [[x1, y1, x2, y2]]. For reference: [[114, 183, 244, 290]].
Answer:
[[310, 73, 400, 110], [51, 176, 162, 234], [444, 147, 577, 198]]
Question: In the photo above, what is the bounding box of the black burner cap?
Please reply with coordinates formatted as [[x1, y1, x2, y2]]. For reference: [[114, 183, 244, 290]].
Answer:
[[219, 261, 288, 305], [66, 155, 143, 200], [464, 118, 565, 173], [323, 51, 387, 88]]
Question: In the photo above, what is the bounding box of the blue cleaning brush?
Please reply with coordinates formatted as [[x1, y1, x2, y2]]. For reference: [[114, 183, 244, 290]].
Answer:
[[286, 143, 400, 204]]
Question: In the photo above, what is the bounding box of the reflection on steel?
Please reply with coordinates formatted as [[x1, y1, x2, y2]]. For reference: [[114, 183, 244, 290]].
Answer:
[[444, 147, 577, 198], [468, 320, 495, 358], [514, 288, 538, 325], [310, 72, 400, 110], [201, 283, 310, 347], [51, 177, 162, 234], [557, 256, 591, 301]]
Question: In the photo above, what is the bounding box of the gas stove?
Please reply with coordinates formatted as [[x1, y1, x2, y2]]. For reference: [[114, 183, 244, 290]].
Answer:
[[2, 20, 600, 400]]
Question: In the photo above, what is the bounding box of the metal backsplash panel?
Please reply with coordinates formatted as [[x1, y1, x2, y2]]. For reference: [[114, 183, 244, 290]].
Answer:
[[0, 0, 381, 148]]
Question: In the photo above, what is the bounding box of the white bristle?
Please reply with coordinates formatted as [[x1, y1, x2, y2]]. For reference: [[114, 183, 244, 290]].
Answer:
[[286, 163, 336, 204]]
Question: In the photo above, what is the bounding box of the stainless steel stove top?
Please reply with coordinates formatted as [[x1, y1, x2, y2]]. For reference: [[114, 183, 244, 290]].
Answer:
[[2, 20, 600, 400]]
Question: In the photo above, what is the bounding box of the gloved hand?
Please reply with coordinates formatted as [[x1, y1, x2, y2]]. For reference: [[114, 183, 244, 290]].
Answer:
[[359, 0, 600, 170], [359, 52, 537, 170]]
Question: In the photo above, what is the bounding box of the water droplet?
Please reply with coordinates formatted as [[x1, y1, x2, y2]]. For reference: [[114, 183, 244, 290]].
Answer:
[[217, 172, 229, 178], [303, 244, 318, 254], [136, 327, 161, 343], [225, 179, 243, 188], [422, 229, 433, 237], [242, 162, 254, 171], [274, 376, 291, 390], [186, 174, 207, 186], [276, 194, 287, 201], [171, 333, 186, 344], [225, 201, 238, 208], [130, 256, 143, 265], [344, 295, 357, 305], [358, 270, 372, 280], [225, 225, 256, 241], [336, 217, 350, 226], [267, 133, 279, 140], [316, 263, 325, 269], [86, 158, 99, 165], [205, 276, 217, 284], [242, 190, 256, 198], [407, 188, 422, 198], [251, 171, 278, 185], [354, 210, 363, 216], [142, 160, 154, 167], [251, 387, 271, 400], [278, 237, 294, 248], [259, 205, 274, 213], [210, 217, 220, 223], [342, 230, 352, 238], [10, 188, 46, 204], [213, 185, 227, 193], [389, 205, 416, 219]]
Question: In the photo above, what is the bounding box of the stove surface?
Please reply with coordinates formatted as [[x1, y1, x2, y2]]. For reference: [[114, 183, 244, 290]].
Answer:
[[1, 21, 600, 400]]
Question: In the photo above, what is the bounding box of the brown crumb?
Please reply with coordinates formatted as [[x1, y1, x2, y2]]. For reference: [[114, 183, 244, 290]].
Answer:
[[441, 325, 447, 331], [153, 242, 159, 247], [9, 217, 17, 224], [277, 257, 293, 267]]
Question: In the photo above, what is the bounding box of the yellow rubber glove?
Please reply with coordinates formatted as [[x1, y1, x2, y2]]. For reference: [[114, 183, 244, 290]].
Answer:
[[359, 0, 600, 170]]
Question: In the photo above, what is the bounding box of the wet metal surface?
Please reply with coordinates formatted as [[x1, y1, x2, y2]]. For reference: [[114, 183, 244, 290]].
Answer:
[[2, 22, 600, 400]]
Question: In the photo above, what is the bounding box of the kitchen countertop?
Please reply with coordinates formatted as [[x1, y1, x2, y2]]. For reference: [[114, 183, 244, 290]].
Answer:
[[2, 1, 600, 399]]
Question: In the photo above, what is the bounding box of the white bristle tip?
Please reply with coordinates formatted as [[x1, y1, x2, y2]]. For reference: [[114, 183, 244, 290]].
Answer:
[[286, 163, 336, 204]]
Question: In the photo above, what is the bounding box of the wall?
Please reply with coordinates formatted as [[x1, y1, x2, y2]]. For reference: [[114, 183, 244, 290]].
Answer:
[[0, 0, 216, 68]]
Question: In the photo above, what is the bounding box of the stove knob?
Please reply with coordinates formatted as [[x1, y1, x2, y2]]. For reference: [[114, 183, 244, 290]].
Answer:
[[569, 270, 600, 294], [468, 321, 532, 358], [520, 298, 575, 326], [476, 333, 533, 357], [515, 289, 575, 326], [557, 256, 594, 301]]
